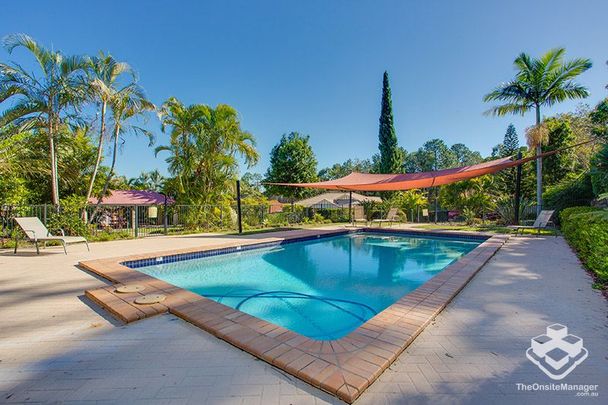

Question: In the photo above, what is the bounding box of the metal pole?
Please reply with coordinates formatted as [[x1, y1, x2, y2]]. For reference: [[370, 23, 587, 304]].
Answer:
[[434, 187, 438, 223], [163, 194, 168, 235], [134, 206, 139, 238], [236, 180, 243, 234], [348, 191, 352, 224], [514, 151, 522, 225]]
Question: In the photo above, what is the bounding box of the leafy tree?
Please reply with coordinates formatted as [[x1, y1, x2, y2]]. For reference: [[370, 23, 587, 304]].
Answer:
[[544, 172, 594, 212], [0, 34, 90, 204], [85, 52, 134, 202], [240, 172, 265, 200], [590, 143, 608, 196], [2, 125, 99, 203], [0, 132, 32, 204], [155, 97, 259, 206], [404, 139, 457, 172], [264, 132, 318, 200], [591, 98, 608, 141], [439, 176, 496, 217], [377, 71, 402, 173], [543, 117, 576, 186], [450, 143, 483, 166], [484, 48, 592, 214], [318, 158, 373, 180]]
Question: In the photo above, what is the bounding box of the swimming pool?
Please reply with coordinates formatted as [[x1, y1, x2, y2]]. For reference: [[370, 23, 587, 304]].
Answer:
[[130, 231, 481, 340]]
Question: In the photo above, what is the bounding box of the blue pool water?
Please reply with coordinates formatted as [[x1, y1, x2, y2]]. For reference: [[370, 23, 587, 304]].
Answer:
[[136, 232, 481, 340]]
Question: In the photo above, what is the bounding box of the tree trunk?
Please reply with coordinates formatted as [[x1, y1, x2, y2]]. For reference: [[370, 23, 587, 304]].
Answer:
[[86, 101, 107, 202], [535, 105, 542, 216], [89, 124, 119, 223], [47, 99, 60, 206]]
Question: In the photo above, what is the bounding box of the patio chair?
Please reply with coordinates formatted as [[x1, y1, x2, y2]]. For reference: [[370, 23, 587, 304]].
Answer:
[[351, 206, 368, 226], [507, 210, 556, 236], [371, 208, 400, 227], [13, 217, 89, 255]]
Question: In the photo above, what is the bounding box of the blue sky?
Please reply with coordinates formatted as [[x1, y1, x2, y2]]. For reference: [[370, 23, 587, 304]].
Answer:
[[2, 0, 608, 178]]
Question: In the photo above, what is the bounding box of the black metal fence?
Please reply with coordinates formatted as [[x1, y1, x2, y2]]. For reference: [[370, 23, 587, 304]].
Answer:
[[1, 198, 586, 242], [0, 203, 355, 239]]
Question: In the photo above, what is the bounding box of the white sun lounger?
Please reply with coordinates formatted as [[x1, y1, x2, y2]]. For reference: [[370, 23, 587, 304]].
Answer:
[[13, 216, 89, 254], [507, 210, 555, 236], [371, 208, 400, 227]]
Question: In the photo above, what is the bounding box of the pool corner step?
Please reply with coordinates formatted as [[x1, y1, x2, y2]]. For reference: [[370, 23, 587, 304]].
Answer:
[[85, 285, 169, 323]]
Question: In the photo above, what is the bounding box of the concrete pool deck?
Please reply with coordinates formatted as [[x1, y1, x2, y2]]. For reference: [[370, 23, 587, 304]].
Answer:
[[1, 226, 607, 404]]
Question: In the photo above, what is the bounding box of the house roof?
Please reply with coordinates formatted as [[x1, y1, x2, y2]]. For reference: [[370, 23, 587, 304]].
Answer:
[[88, 190, 173, 206], [295, 192, 382, 207]]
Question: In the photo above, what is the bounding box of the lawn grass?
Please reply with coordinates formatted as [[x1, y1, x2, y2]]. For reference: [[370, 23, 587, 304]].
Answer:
[[412, 222, 557, 236]]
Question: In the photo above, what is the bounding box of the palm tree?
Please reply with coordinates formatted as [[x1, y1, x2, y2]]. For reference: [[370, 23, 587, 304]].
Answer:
[[91, 83, 155, 215], [128, 169, 165, 192], [484, 48, 592, 214], [155, 97, 205, 196], [155, 98, 259, 205], [85, 52, 134, 202], [0, 34, 89, 205]]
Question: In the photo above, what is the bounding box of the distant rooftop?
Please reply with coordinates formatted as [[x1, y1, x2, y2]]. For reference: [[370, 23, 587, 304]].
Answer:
[[88, 190, 173, 206]]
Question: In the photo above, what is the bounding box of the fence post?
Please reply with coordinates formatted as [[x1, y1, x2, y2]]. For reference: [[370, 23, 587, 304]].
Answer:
[[434, 187, 438, 223], [163, 195, 168, 235], [236, 180, 243, 234], [514, 151, 522, 225], [134, 206, 139, 238]]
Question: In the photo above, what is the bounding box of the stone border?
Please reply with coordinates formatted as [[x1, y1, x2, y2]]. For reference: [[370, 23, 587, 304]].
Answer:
[[81, 228, 508, 403]]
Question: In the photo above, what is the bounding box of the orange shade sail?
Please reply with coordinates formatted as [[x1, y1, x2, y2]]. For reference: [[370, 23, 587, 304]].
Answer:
[[266, 150, 560, 192]]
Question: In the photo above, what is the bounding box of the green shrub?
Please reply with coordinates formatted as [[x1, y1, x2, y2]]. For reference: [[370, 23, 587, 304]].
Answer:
[[90, 230, 132, 242], [544, 173, 594, 217], [461, 207, 477, 225], [495, 196, 534, 225], [47, 196, 90, 237], [560, 206, 608, 282]]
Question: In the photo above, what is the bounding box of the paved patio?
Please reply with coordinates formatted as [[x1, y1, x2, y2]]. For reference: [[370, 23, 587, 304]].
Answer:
[[0, 228, 606, 404]]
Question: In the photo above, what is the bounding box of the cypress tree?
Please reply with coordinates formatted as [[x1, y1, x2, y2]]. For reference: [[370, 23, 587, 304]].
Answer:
[[378, 71, 402, 173]]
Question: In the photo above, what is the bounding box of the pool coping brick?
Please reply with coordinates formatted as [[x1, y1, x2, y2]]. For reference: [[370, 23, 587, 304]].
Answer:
[[80, 227, 508, 403]]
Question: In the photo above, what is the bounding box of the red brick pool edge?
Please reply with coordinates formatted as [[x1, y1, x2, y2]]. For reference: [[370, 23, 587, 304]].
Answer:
[[80, 229, 508, 403]]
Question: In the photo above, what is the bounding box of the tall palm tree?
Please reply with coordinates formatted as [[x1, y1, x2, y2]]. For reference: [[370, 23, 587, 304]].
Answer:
[[85, 52, 134, 202], [91, 83, 155, 214], [155, 98, 259, 205], [155, 97, 205, 195], [484, 48, 592, 215], [0, 34, 89, 205]]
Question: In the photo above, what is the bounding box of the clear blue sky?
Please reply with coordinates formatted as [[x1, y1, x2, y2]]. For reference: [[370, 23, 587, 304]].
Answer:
[[2, 0, 608, 178]]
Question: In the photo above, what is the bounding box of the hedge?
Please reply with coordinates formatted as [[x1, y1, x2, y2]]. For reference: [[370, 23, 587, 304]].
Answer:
[[560, 206, 608, 282]]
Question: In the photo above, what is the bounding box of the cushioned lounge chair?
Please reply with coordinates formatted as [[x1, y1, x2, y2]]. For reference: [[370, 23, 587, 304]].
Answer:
[[13, 217, 89, 254]]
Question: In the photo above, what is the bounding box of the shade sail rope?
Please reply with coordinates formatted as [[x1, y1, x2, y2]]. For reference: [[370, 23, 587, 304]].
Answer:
[[264, 139, 597, 192]]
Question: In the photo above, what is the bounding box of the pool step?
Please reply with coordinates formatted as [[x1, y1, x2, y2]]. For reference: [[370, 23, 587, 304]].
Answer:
[[85, 285, 169, 323]]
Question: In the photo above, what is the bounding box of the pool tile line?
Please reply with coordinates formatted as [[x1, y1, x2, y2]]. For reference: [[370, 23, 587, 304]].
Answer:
[[80, 229, 507, 403]]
